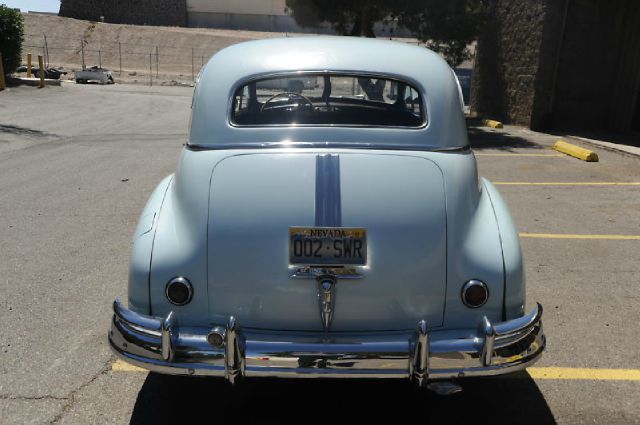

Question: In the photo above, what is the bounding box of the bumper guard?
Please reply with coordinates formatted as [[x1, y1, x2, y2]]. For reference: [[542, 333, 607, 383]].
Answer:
[[109, 300, 545, 386]]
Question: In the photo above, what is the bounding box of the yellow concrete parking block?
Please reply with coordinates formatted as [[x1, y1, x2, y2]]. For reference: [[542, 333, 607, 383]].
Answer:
[[483, 119, 504, 129], [520, 233, 640, 240], [495, 182, 640, 186], [553, 140, 599, 162]]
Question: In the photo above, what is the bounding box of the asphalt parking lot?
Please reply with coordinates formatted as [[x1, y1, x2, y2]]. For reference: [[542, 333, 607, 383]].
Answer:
[[1, 83, 639, 424]]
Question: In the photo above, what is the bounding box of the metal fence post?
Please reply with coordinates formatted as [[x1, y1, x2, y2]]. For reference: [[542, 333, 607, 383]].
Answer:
[[155, 46, 159, 78], [98, 50, 102, 68], [38, 55, 45, 88], [118, 42, 122, 75], [191, 47, 195, 82], [0, 53, 6, 91], [149, 52, 153, 87], [43, 33, 49, 67], [81, 39, 86, 69]]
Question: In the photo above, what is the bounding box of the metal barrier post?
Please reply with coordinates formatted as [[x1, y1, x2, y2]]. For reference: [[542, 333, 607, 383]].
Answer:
[[27, 53, 32, 77], [118, 42, 122, 75], [38, 55, 45, 88], [0, 53, 6, 91]]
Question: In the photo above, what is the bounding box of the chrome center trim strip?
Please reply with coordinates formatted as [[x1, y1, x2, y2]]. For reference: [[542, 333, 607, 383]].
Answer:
[[315, 154, 342, 227]]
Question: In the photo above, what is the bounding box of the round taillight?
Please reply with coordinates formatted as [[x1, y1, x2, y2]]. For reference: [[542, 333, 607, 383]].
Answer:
[[165, 277, 193, 306], [461, 280, 489, 308]]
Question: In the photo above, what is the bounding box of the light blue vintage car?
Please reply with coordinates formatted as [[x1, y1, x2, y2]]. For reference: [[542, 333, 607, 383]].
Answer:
[[109, 36, 545, 390]]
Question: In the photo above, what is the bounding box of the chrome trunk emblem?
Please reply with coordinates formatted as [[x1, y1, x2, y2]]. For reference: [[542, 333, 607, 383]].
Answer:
[[318, 276, 336, 331]]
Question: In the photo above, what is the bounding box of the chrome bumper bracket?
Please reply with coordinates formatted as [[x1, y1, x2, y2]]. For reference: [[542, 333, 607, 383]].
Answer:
[[161, 311, 176, 361], [224, 316, 244, 384], [410, 319, 429, 387]]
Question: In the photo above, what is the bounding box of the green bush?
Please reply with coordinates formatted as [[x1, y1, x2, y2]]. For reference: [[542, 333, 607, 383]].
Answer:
[[0, 5, 24, 73]]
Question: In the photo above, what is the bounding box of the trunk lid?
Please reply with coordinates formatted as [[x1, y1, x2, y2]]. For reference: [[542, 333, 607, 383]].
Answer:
[[207, 153, 446, 331]]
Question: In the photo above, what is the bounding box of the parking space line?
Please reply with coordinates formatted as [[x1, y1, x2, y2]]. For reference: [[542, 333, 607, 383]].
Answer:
[[527, 367, 640, 381], [110, 360, 640, 381], [495, 182, 640, 186], [112, 360, 146, 372], [520, 233, 640, 240], [475, 153, 564, 157]]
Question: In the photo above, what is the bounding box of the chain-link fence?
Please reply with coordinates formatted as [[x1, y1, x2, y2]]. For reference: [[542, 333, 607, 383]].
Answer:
[[22, 32, 220, 85]]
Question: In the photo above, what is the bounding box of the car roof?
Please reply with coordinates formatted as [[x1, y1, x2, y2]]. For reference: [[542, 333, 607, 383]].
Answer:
[[189, 36, 468, 150]]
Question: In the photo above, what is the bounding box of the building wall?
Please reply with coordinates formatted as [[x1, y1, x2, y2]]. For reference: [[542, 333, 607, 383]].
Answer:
[[472, 0, 640, 133], [471, 0, 550, 127], [552, 0, 640, 132], [187, 0, 287, 16], [59, 0, 187, 27]]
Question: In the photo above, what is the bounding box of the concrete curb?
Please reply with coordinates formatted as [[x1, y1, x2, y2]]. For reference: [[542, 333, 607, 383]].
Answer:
[[483, 119, 503, 129], [553, 140, 599, 162], [566, 135, 640, 159]]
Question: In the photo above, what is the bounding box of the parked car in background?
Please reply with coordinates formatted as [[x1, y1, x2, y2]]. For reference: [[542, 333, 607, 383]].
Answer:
[[75, 66, 114, 84], [109, 37, 545, 390], [16, 66, 68, 80]]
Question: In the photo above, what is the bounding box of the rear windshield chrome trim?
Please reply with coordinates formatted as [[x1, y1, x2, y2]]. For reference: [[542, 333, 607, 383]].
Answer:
[[186, 142, 470, 153], [227, 70, 429, 129]]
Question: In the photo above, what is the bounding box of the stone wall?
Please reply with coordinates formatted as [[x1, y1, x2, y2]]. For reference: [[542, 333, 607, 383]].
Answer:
[[472, 0, 640, 133], [59, 0, 187, 27], [471, 0, 553, 128]]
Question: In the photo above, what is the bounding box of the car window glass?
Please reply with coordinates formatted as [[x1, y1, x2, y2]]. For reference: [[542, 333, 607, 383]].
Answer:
[[232, 74, 426, 127]]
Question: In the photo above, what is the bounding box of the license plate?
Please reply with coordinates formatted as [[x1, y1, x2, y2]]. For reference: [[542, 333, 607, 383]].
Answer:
[[289, 227, 367, 266]]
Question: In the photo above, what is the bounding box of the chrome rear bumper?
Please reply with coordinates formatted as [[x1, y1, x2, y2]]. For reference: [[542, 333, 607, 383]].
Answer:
[[109, 300, 545, 385]]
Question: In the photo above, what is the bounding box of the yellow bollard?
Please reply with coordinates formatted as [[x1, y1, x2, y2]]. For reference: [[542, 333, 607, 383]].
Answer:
[[27, 53, 32, 78], [0, 52, 6, 91], [38, 55, 45, 88]]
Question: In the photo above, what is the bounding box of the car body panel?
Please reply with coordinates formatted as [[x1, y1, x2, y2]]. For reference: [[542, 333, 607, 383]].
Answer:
[[207, 153, 447, 331], [127, 174, 173, 314], [189, 37, 468, 150], [483, 179, 526, 320]]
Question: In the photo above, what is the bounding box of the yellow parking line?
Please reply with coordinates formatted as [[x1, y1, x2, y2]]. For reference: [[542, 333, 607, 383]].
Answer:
[[528, 367, 640, 381], [520, 233, 640, 240], [110, 360, 640, 381], [112, 360, 146, 372], [495, 182, 640, 186], [475, 153, 564, 157]]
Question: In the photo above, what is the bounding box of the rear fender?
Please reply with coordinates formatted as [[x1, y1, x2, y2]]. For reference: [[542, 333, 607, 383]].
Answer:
[[127, 174, 173, 314], [483, 179, 526, 320]]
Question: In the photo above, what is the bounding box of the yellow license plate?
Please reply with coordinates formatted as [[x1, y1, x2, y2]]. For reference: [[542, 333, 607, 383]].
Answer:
[[289, 227, 367, 266]]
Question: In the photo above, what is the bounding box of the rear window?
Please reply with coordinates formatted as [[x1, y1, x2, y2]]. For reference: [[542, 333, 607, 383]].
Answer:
[[231, 74, 425, 127]]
